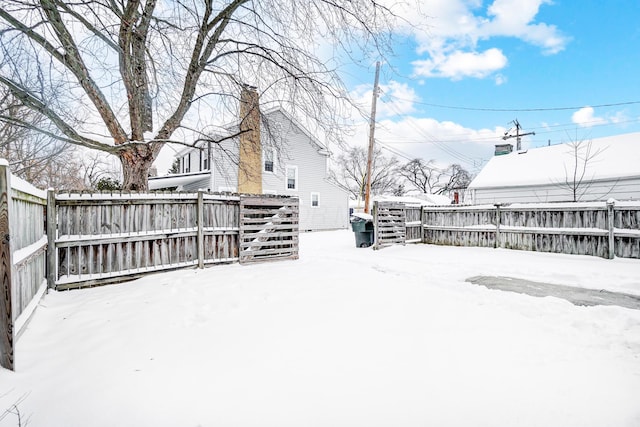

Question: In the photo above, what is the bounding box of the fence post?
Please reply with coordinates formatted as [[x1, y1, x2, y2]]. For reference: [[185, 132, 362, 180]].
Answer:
[[46, 189, 56, 289], [372, 201, 379, 250], [0, 160, 14, 371], [420, 206, 425, 243], [197, 190, 204, 268], [494, 203, 501, 249], [607, 200, 615, 259]]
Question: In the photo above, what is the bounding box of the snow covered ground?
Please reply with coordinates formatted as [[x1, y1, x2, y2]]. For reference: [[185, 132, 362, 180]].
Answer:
[[2, 230, 640, 427]]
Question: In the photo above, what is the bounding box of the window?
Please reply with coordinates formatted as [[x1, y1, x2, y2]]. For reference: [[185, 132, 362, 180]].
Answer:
[[263, 147, 275, 173], [200, 150, 210, 171], [286, 166, 298, 190], [311, 192, 320, 207], [184, 153, 191, 173]]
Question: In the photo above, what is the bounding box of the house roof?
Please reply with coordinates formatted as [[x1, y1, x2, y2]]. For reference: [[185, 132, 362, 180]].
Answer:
[[468, 132, 640, 189], [261, 107, 330, 155], [148, 171, 210, 190], [174, 107, 330, 158]]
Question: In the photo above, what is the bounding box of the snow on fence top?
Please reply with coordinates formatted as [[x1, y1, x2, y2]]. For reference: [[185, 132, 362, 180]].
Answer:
[[424, 200, 640, 211], [55, 191, 241, 201], [10, 173, 47, 200]]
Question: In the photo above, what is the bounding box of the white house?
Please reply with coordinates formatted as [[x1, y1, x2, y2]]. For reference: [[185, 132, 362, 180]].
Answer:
[[465, 132, 640, 204], [149, 104, 349, 232]]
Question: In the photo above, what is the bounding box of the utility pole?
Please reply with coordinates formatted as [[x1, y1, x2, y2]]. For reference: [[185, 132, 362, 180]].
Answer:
[[502, 119, 534, 151], [364, 61, 381, 214]]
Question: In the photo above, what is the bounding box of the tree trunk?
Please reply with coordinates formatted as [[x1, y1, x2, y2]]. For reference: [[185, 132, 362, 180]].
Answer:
[[118, 144, 156, 191]]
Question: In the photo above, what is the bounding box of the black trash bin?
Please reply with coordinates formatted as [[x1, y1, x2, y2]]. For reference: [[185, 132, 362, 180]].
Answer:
[[350, 215, 374, 248]]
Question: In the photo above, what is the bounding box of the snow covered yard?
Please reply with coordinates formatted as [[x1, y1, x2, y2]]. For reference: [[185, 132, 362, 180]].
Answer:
[[2, 229, 640, 427]]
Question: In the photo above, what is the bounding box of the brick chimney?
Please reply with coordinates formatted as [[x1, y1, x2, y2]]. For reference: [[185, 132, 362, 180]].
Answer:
[[238, 85, 262, 194]]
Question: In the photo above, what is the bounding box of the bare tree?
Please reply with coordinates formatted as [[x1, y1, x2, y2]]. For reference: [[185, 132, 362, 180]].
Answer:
[[0, 86, 70, 184], [330, 146, 401, 199], [0, 0, 401, 190], [556, 139, 605, 202], [399, 159, 472, 195], [439, 163, 472, 195], [399, 158, 442, 194]]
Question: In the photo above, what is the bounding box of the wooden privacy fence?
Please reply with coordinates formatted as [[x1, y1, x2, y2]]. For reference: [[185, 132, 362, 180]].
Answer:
[[374, 200, 640, 259], [53, 192, 299, 289], [1, 161, 48, 370], [0, 177, 299, 370]]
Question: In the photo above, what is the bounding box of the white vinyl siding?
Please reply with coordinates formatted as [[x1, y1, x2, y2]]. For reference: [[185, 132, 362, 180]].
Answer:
[[467, 177, 640, 204], [173, 109, 349, 230], [260, 111, 348, 231]]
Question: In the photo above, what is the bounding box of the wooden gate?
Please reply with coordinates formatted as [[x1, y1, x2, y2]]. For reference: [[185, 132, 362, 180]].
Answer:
[[239, 196, 299, 263], [373, 201, 407, 248]]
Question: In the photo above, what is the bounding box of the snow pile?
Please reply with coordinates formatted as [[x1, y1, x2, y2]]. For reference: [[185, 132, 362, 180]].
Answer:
[[1, 230, 640, 426], [350, 212, 373, 221]]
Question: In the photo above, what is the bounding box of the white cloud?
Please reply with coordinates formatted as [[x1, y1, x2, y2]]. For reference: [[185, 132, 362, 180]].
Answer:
[[494, 73, 507, 85], [572, 107, 608, 128], [405, 0, 569, 80], [413, 48, 508, 80], [344, 113, 506, 172], [350, 80, 419, 120], [481, 0, 568, 54], [610, 111, 629, 124]]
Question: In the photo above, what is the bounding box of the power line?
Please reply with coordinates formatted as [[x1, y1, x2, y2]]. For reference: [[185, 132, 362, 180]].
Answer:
[[373, 117, 640, 145], [382, 95, 640, 112], [377, 93, 478, 166]]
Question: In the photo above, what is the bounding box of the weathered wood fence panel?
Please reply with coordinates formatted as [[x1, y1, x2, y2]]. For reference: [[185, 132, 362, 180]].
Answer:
[[1, 160, 48, 370], [405, 204, 423, 243], [613, 202, 640, 258], [373, 202, 407, 248], [497, 205, 612, 257], [54, 191, 242, 289], [422, 205, 497, 248], [53, 193, 298, 289], [239, 196, 299, 263], [376, 200, 640, 259]]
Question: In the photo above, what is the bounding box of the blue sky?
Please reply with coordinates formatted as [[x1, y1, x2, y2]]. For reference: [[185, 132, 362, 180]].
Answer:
[[342, 0, 640, 173]]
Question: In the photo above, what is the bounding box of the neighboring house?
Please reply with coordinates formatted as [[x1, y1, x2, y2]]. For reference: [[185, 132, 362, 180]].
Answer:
[[149, 95, 349, 231], [466, 132, 640, 204]]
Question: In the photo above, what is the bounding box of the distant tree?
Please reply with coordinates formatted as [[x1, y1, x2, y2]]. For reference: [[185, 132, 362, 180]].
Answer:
[[78, 151, 122, 190], [0, 87, 70, 185], [330, 146, 401, 200], [399, 158, 442, 194], [0, 0, 403, 190], [399, 159, 472, 195], [168, 158, 180, 175], [439, 164, 472, 195], [34, 152, 87, 189]]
